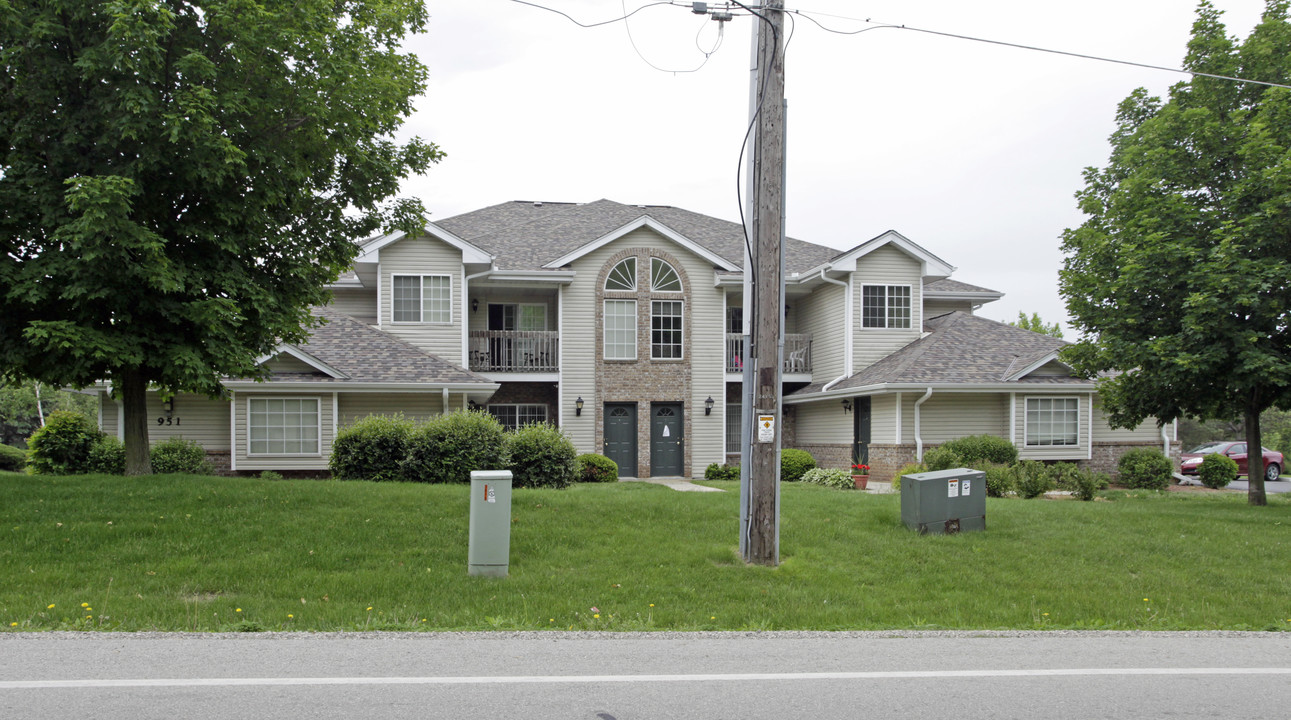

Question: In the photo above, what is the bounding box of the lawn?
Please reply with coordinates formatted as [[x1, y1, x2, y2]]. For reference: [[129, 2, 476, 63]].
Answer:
[[2, 471, 1289, 632]]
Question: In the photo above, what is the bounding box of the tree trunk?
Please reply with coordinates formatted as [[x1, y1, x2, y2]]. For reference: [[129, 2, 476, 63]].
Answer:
[[119, 370, 152, 476], [1245, 393, 1267, 506]]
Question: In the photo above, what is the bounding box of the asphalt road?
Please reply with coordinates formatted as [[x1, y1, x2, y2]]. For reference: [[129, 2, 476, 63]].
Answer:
[[3, 631, 1290, 719]]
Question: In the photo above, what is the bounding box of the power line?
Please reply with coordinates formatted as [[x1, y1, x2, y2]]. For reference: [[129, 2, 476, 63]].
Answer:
[[506, 0, 675, 28], [784, 7, 1291, 92], [620, 0, 722, 73]]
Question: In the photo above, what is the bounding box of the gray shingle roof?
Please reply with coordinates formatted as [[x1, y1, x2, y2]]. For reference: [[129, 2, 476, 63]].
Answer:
[[434, 199, 838, 274], [790, 312, 1085, 396], [261, 307, 493, 386], [923, 278, 1002, 296]]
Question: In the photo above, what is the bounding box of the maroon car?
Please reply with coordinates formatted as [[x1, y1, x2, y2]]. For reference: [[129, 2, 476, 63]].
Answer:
[[1179, 441, 1283, 481]]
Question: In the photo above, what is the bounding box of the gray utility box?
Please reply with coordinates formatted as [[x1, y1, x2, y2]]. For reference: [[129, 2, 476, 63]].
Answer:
[[901, 468, 986, 535], [468, 470, 513, 577]]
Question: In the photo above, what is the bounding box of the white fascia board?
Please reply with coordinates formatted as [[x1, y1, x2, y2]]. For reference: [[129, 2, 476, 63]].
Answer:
[[353, 224, 493, 266], [326, 276, 365, 289], [1005, 352, 1075, 382], [222, 381, 500, 393], [923, 289, 1005, 302], [827, 230, 955, 277], [253, 345, 349, 379], [783, 381, 1096, 404], [543, 216, 740, 271], [476, 270, 577, 285]]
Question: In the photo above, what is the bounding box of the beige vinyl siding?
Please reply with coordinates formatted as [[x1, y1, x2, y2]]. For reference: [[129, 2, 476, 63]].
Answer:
[[329, 287, 377, 323], [1010, 393, 1092, 461], [263, 354, 319, 374], [794, 399, 851, 444], [919, 393, 1009, 443], [853, 246, 922, 371], [379, 235, 464, 365], [795, 282, 845, 382], [923, 300, 973, 317], [100, 392, 230, 450], [1027, 360, 1072, 376], [232, 392, 334, 471], [1092, 396, 1164, 443], [338, 393, 444, 426], [870, 393, 900, 444]]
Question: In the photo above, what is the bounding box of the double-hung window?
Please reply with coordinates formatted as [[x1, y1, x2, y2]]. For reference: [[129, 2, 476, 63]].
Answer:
[[604, 300, 637, 360], [651, 300, 683, 359], [392, 275, 451, 323], [488, 404, 548, 431], [248, 398, 320, 455], [861, 285, 912, 329], [1025, 397, 1079, 447]]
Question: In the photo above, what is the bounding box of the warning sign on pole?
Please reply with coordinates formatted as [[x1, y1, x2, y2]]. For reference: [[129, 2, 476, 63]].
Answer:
[[757, 414, 775, 443]]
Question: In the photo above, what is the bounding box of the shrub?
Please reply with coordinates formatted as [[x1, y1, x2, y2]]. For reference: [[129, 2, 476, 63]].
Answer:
[[150, 436, 213, 474], [801, 467, 853, 489], [507, 423, 577, 489], [1117, 448, 1173, 490], [403, 410, 508, 484], [1198, 453, 1237, 489], [940, 434, 1019, 466], [780, 448, 816, 482], [704, 463, 740, 481], [0, 443, 27, 472], [922, 446, 964, 472], [1013, 460, 1054, 499], [576, 453, 619, 483], [329, 414, 414, 482], [891, 462, 927, 492], [259, 470, 284, 481], [981, 463, 1015, 497], [27, 411, 102, 475], [1069, 467, 1110, 501], [86, 436, 126, 475]]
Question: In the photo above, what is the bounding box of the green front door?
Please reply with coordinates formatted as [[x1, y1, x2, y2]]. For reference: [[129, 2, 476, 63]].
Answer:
[[650, 403, 684, 476], [603, 403, 637, 478]]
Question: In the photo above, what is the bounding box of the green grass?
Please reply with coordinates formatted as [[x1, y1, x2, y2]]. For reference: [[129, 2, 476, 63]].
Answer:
[[2, 472, 1290, 632]]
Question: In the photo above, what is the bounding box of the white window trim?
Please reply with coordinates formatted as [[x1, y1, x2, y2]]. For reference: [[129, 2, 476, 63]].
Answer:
[[391, 274, 453, 325], [650, 299, 685, 361], [604, 257, 638, 292], [488, 403, 549, 430], [859, 283, 913, 330], [1023, 396, 1081, 448], [604, 299, 638, 360], [246, 396, 323, 457], [650, 258, 684, 293]]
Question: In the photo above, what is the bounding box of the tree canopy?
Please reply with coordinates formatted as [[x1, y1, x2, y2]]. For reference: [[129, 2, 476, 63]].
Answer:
[[1059, 0, 1291, 505], [0, 0, 440, 473], [1007, 311, 1063, 339]]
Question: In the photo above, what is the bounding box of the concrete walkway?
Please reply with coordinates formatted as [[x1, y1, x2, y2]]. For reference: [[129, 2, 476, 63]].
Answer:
[[618, 477, 724, 492]]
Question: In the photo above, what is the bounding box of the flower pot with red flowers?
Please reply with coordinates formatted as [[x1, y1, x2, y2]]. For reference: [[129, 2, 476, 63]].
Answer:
[[851, 464, 870, 490]]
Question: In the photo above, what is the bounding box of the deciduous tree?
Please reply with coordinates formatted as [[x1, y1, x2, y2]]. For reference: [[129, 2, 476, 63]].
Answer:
[[1007, 312, 1063, 338], [1060, 1, 1291, 505], [0, 0, 439, 473]]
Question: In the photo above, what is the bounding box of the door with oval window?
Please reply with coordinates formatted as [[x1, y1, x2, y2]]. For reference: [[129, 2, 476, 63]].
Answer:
[[650, 403, 684, 477], [603, 403, 637, 478]]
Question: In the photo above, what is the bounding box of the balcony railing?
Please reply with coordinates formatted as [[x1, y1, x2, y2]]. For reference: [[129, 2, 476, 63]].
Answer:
[[469, 331, 559, 373], [725, 333, 812, 374]]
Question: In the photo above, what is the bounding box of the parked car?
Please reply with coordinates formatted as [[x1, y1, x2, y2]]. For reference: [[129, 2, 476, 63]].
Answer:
[[1179, 441, 1283, 481]]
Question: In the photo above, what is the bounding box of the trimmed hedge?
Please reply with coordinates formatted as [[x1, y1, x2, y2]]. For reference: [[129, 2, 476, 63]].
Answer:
[[576, 453, 619, 483], [507, 423, 577, 489], [780, 449, 816, 482], [403, 410, 509, 484], [0, 443, 27, 472], [704, 463, 740, 481], [150, 436, 213, 475], [329, 414, 414, 482], [923, 446, 964, 472], [940, 434, 1018, 466], [891, 462, 926, 492], [980, 463, 1015, 498], [87, 436, 126, 475], [27, 411, 101, 475], [1198, 453, 1237, 489], [1118, 448, 1173, 490]]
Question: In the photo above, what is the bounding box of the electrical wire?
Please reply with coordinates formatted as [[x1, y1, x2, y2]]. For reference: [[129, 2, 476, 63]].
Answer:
[[786, 7, 1291, 91], [621, 0, 720, 73], [507, 0, 674, 29]]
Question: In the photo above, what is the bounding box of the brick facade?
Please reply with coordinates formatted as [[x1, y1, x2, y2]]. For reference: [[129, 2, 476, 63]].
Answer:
[[484, 382, 560, 426], [851, 441, 1182, 482], [593, 248, 694, 478]]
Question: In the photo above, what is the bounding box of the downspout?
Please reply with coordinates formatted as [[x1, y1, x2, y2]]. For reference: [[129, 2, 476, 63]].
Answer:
[[914, 387, 933, 461], [442, 387, 450, 415], [818, 269, 852, 392], [1161, 424, 1170, 457], [462, 267, 495, 370]]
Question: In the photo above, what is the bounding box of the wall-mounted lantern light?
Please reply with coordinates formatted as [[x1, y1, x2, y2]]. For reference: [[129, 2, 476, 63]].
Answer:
[[704, 396, 715, 416], [575, 397, 584, 416], [841, 398, 852, 414], [162, 398, 174, 416], [468, 399, 480, 411], [471, 298, 479, 313]]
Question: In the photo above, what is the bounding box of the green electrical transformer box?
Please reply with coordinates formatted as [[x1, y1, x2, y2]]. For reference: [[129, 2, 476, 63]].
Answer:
[[900, 468, 986, 534]]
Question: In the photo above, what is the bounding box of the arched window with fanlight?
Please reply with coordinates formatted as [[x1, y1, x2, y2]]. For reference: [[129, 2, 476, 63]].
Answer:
[[650, 258, 682, 292], [605, 257, 636, 291]]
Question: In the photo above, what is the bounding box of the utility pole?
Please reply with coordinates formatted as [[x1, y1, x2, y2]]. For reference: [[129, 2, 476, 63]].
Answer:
[[739, 0, 785, 566]]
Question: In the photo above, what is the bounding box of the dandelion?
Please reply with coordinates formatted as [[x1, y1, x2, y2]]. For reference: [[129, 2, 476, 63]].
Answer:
[[366, 606, 373, 611], [711, 616, 716, 620], [9, 622, 16, 627], [235, 608, 242, 613], [549, 619, 554, 623], [47, 604, 55, 609], [1042, 613, 1049, 617], [85, 607, 92, 612], [649, 604, 655, 608], [81, 603, 89, 608], [287, 614, 294, 619], [421, 619, 427, 623], [1143, 598, 1150, 602], [593, 614, 600, 619]]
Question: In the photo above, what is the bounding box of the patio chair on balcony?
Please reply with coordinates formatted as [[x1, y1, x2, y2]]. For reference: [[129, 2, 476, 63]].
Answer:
[[786, 347, 807, 373]]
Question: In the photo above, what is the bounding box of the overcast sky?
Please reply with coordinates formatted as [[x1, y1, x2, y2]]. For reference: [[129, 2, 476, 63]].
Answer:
[[399, 0, 1268, 335]]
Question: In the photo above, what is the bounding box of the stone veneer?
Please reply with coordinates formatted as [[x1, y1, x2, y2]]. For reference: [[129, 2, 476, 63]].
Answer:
[[593, 247, 694, 478]]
